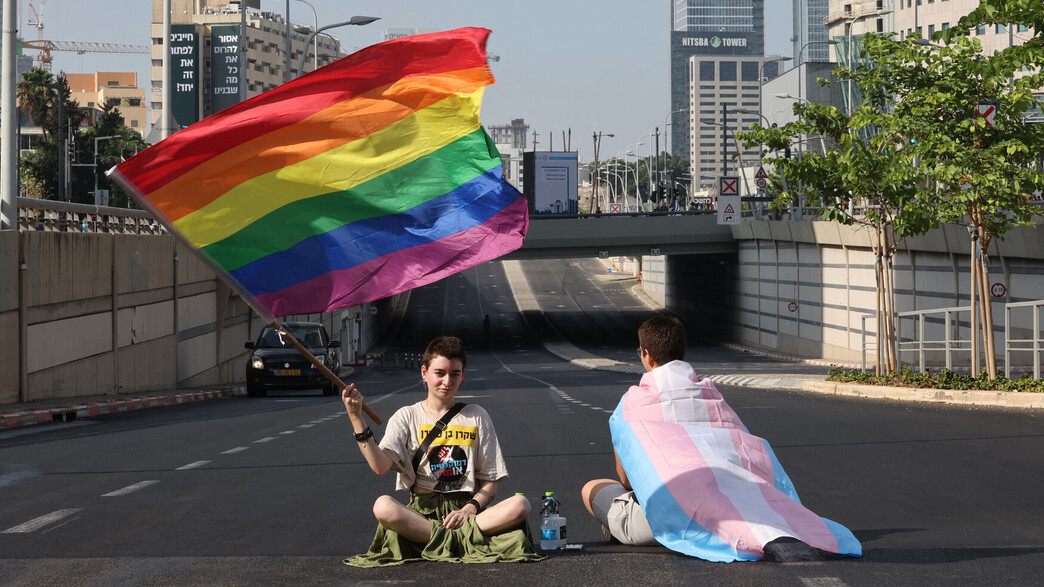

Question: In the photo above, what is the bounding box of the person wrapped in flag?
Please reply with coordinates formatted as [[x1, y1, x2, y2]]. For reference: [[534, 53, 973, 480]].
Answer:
[[581, 316, 862, 562]]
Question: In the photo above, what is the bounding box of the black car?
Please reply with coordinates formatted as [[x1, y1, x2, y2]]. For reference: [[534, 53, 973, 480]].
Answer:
[[244, 322, 341, 397]]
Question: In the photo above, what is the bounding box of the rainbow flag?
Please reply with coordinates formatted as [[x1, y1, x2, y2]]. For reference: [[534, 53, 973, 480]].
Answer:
[[109, 27, 527, 320], [609, 361, 862, 562]]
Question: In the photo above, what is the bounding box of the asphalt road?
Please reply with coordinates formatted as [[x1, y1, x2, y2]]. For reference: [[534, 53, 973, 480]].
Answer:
[[1, 259, 1042, 586]]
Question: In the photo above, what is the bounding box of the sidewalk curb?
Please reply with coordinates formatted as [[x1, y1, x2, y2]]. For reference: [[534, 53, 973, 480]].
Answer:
[[803, 380, 1044, 409], [0, 386, 247, 432]]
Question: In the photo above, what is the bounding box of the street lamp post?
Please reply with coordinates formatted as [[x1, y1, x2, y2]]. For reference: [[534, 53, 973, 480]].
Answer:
[[93, 135, 118, 205], [700, 118, 752, 200], [841, 10, 892, 117], [296, 16, 380, 77], [734, 107, 795, 218], [796, 41, 836, 105], [294, 0, 319, 72]]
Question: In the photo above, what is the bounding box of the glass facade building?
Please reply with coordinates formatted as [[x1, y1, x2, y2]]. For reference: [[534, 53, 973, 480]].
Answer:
[[670, 1, 764, 165]]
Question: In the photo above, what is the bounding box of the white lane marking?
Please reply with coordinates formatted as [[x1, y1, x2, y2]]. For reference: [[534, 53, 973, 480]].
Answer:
[[800, 578, 848, 587], [102, 480, 159, 497], [253, 437, 277, 443], [2, 509, 82, 534], [175, 461, 211, 470], [279, 431, 296, 435], [298, 424, 315, 429], [221, 447, 249, 454]]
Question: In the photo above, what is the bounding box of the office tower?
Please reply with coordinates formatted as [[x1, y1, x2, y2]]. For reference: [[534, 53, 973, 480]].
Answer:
[[670, 0, 765, 167], [793, 0, 831, 65]]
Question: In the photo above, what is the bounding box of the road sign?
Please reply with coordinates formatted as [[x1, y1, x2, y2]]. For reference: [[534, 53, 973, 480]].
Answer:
[[719, 176, 739, 196], [598, 250, 609, 259], [991, 282, 1007, 298], [755, 166, 768, 179], [755, 177, 767, 189], [977, 103, 997, 128], [717, 195, 741, 225], [609, 203, 621, 213]]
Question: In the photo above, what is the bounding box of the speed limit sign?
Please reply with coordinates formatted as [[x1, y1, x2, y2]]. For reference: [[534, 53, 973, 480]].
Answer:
[[991, 282, 1007, 298]]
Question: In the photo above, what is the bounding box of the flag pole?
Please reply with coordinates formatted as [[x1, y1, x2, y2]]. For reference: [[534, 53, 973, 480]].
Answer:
[[268, 319, 383, 426]]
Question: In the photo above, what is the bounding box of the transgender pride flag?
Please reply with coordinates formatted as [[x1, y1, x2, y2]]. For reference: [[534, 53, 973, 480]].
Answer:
[[110, 28, 526, 320], [609, 360, 862, 562]]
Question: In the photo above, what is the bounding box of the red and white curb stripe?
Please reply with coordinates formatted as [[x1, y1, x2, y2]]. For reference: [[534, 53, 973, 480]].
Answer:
[[0, 386, 246, 432]]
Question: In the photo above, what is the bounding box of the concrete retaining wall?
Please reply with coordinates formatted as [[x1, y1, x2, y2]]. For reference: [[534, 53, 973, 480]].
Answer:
[[725, 219, 1044, 366], [0, 230, 397, 405]]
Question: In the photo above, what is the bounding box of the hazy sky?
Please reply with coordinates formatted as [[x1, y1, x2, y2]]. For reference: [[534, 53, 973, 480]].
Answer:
[[40, 0, 793, 160]]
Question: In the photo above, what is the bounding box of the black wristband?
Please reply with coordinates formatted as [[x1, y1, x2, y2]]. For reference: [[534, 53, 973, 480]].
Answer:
[[354, 427, 373, 443], [466, 498, 483, 513]]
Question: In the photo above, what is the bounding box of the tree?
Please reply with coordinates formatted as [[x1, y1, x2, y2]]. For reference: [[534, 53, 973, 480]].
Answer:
[[17, 69, 88, 201], [888, 31, 1044, 379], [78, 102, 148, 208], [738, 36, 938, 375], [740, 26, 1044, 378]]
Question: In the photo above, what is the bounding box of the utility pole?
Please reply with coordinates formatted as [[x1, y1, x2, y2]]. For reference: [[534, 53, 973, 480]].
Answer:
[[654, 127, 661, 203], [1, 0, 17, 228], [591, 131, 613, 213], [162, 0, 171, 140], [721, 103, 729, 180]]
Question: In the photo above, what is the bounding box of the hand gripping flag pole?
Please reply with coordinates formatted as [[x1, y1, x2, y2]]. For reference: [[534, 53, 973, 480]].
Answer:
[[266, 319, 382, 425], [107, 27, 529, 428]]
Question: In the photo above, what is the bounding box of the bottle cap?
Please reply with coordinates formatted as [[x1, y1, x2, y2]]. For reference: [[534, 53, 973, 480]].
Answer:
[[545, 491, 554, 497], [515, 492, 524, 496]]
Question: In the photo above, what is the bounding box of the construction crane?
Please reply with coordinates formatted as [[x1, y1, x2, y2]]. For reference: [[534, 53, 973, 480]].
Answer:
[[22, 0, 148, 70], [20, 40, 150, 71], [26, 0, 45, 43]]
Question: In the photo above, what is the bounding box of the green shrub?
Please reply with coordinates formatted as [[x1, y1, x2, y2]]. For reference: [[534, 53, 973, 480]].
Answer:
[[825, 366, 1043, 392]]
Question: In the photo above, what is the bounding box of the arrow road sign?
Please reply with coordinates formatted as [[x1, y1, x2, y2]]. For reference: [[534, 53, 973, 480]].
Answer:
[[717, 194, 741, 225]]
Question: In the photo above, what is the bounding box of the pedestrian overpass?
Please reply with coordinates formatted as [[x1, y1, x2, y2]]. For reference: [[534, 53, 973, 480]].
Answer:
[[505, 212, 737, 260]]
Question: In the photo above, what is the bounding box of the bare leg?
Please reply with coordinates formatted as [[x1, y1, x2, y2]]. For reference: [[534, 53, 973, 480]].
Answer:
[[372, 495, 432, 543], [475, 494, 531, 535], [581, 479, 621, 517]]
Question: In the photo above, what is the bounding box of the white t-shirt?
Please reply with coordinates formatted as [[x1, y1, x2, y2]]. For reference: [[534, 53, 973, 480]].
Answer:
[[378, 402, 509, 493]]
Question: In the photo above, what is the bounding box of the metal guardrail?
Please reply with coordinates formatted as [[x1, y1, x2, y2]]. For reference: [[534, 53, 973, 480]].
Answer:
[[1005, 300, 1044, 379]]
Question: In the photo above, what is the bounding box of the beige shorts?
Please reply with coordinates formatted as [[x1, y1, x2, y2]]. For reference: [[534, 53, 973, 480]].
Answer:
[[590, 483, 658, 546]]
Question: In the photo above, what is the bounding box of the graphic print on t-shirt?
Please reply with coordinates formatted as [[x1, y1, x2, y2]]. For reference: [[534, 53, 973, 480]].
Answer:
[[418, 424, 478, 492]]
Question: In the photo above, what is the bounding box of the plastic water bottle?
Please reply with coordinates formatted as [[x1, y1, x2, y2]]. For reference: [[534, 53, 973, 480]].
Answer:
[[540, 492, 567, 550]]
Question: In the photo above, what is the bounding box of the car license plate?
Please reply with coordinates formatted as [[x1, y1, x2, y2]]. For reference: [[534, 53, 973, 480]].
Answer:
[[275, 369, 301, 376]]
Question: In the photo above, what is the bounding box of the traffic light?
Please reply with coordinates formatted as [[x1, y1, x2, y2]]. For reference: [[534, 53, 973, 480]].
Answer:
[[66, 136, 76, 162], [784, 146, 791, 159]]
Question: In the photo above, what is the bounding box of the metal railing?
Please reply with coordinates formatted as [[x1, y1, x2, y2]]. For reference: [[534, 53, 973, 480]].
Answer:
[[896, 305, 974, 373], [1005, 300, 1044, 379], [16, 196, 161, 234], [860, 313, 878, 372], [891, 301, 1044, 377]]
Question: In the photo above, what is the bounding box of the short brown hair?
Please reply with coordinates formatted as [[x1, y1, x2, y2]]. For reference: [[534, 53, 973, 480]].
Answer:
[[423, 336, 467, 369], [638, 316, 686, 365]]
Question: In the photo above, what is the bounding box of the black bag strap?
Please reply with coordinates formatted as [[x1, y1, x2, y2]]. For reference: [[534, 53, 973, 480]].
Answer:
[[412, 402, 467, 473]]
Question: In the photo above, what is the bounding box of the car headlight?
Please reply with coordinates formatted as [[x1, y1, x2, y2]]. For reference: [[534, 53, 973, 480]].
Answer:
[[250, 356, 264, 370]]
